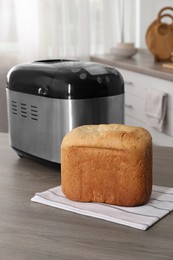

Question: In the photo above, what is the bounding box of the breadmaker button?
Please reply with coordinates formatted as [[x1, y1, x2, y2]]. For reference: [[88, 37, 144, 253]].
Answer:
[[38, 86, 49, 96]]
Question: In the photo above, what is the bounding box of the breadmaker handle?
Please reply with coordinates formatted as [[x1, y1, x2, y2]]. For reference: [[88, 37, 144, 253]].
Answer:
[[35, 59, 78, 63]]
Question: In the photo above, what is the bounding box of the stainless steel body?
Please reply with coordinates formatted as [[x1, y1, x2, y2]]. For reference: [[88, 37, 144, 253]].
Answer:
[[7, 89, 124, 163]]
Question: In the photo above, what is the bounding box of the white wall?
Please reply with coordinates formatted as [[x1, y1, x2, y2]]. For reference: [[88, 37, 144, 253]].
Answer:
[[0, 54, 18, 132], [138, 0, 173, 48]]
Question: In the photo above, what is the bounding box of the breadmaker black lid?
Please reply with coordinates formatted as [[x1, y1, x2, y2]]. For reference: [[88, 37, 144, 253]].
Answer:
[[6, 59, 124, 99]]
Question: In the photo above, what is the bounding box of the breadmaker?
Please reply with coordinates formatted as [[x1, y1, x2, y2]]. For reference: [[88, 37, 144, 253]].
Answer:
[[6, 60, 124, 163]]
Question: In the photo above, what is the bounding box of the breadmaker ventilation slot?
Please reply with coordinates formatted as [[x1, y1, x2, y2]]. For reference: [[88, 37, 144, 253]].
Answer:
[[20, 103, 27, 118], [11, 100, 18, 115], [30, 105, 38, 121]]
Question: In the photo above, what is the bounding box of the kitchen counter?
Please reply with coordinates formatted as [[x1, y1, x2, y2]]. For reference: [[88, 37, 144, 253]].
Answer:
[[90, 50, 173, 82], [1, 133, 173, 260]]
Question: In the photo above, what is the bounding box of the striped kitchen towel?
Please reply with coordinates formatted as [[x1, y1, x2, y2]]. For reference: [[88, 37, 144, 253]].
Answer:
[[31, 185, 173, 230]]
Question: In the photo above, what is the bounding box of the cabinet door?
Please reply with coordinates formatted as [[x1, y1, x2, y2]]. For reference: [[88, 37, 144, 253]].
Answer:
[[117, 68, 173, 146]]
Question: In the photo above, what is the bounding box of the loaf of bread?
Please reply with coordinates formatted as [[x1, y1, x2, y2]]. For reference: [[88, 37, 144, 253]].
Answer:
[[61, 124, 152, 207]]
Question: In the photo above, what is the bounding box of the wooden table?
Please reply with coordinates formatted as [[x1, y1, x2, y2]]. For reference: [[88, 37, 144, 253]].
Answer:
[[0, 133, 173, 260]]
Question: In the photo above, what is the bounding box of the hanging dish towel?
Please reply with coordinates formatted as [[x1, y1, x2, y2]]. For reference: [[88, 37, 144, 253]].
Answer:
[[144, 89, 168, 132], [31, 185, 173, 231]]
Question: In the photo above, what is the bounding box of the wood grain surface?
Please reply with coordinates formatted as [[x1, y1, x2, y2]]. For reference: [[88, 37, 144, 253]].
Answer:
[[0, 133, 173, 260]]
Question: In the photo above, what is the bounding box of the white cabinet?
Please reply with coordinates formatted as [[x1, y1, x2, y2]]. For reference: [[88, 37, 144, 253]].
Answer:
[[117, 68, 173, 146]]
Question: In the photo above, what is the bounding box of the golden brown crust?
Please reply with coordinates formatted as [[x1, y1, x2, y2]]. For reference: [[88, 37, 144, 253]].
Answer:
[[62, 124, 152, 150], [61, 124, 152, 207]]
